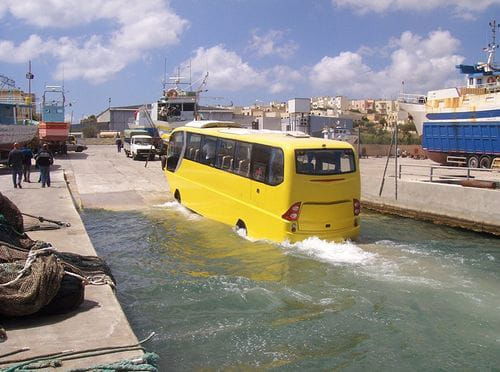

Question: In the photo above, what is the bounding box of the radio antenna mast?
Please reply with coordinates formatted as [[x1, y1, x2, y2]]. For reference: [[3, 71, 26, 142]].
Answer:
[[163, 58, 167, 91]]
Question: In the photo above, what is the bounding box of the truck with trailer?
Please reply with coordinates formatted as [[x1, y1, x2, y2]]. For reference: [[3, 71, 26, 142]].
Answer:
[[123, 129, 156, 160], [38, 85, 70, 154], [422, 122, 499, 168]]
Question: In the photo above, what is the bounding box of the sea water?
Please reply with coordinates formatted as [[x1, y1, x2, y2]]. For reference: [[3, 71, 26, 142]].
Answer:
[[82, 206, 500, 370]]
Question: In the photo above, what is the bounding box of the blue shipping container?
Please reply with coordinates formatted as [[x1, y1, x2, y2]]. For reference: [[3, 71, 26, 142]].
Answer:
[[422, 122, 500, 155]]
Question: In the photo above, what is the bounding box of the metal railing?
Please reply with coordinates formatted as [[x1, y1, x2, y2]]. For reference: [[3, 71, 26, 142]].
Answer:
[[398, 164, 500, 183]]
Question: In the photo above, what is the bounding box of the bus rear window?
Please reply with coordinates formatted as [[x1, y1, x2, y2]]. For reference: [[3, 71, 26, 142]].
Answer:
[[295, 149, 356, 175]]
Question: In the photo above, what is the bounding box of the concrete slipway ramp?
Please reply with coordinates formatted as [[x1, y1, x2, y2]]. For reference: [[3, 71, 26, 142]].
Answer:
[[0, 165, 154, 369]]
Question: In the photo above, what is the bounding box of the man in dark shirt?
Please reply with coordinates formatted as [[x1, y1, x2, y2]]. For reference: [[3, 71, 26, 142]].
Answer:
[[115, 136, 123, 153], [21, 145, 34, 183], [35, 144, 54, 188], [8, 143, 24, 188]]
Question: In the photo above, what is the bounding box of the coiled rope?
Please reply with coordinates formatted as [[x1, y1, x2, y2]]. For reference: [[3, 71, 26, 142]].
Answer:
[[0, 332, 157, 371]]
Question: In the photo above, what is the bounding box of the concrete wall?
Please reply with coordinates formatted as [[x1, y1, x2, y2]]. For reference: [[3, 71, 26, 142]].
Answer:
[[199, 110, 234, 121], [360, 144, 425, 157], [258, 117, 281, 130], [362, 179, 500, 234]]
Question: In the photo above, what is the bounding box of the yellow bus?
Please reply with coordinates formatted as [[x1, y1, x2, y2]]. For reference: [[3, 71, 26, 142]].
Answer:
[[164, 121, 360, 243]]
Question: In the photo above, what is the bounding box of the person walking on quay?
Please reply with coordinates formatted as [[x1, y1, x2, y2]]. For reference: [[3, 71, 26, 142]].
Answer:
[[22, 145, 34, 183], [8, 143, 24, 188], [115, 135, 123, 153], [35, 144, 54, 188]]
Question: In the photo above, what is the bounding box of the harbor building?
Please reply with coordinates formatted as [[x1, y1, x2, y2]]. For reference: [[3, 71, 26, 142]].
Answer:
[[0, 84, 36, 124], [282, 98, 353, 139], [311, 95, 350, 116], [96, 104, 146, 132], [350, 99, 375, 113]]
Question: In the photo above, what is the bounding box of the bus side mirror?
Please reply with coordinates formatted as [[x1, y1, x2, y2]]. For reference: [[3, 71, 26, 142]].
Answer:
[[166, 155, 179, 172]]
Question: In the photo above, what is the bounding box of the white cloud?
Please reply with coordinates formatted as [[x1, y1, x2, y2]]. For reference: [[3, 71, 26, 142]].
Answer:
[[310, 30, 465, 98], [268, 65, 304, 93], [0, 0, 188, 83], [247, 30, 299, 59], [332, 0, 500, 18], [310, 52, 372, 90], [186, 46, 304, 95], [188, 45, 267, 91], [0, 35, 52, 63], [0, 3, 7, 19]]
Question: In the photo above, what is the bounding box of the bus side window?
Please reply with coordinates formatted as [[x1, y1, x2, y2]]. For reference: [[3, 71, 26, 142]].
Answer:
[[234, 142, 252, 177], [268, 148, 284, 185], [166, 131, 184, 172], [200, 136, 217, 166], [250, 145, 283, 185], [251, 144, 270, 183], [186, 133, 202, 161], [216, 139, 235, 170]]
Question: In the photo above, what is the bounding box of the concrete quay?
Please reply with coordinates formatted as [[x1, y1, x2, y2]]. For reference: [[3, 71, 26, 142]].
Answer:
[[59, 146, 169, 211], [0, 164, 145, 369], [360, 157, 500, 235]]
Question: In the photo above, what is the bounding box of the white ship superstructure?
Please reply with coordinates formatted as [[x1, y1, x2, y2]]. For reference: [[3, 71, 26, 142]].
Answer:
[[398, 21, 500, 168]]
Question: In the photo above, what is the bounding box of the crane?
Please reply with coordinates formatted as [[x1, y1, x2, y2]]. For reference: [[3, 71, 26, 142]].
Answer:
[[0, 74, 16, 90]]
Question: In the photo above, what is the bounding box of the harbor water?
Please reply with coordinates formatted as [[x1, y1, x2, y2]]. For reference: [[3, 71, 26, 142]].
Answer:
[[82, 205, 500, 370]]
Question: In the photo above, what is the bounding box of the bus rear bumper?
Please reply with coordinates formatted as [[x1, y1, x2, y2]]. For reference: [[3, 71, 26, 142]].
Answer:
[[283, 225, 360, 244]]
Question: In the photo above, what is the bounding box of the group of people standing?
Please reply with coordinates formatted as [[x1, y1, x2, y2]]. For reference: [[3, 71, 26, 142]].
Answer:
[[7, 143, 54, 188]]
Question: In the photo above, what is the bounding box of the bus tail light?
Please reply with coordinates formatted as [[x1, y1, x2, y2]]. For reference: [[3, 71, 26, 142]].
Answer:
[[353, 199, 361, 216], [282, 202, 301, 221]]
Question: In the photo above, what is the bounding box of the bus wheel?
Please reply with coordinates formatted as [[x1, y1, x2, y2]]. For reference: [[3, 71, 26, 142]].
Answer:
[[236, 220, 247, 236], [174, 190, 181, 203], [479, 156, 491, 169], [467, 155, 479, 168]]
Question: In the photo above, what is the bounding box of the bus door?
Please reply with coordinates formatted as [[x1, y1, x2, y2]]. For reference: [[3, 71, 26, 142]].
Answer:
[[166, 131, 184, 172], [250, 144, 284, 211], [232, 141, 253, 203]]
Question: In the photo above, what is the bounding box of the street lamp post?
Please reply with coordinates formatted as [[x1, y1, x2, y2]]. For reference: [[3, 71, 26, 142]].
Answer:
[[26, 60, 34, 123]]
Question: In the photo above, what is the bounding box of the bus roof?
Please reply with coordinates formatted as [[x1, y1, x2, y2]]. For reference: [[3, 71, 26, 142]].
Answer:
[[173, 126, 355, 150], [185, 120, 242, 129]]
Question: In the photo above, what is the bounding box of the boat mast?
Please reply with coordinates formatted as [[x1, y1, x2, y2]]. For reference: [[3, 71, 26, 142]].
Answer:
[[485, 20, 499, 71]]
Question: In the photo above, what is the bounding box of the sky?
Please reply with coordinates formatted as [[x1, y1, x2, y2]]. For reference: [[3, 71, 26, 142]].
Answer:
[[1, 0, 500, 123]]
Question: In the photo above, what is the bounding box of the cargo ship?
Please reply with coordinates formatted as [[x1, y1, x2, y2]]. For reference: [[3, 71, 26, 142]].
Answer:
[[399, 21, 500, 168]]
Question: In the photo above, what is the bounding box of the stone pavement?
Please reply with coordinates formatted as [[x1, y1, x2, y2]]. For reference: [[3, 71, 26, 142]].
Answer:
[[58, 146, 169, 210], [0, 164, 145, 370]]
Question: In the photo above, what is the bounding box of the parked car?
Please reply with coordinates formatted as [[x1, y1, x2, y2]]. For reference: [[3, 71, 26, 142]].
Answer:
[[66, 135, 87, 152]]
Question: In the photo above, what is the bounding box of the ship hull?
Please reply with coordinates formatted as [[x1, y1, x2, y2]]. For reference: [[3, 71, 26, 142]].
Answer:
[[0, 124, 38, 152], [398, 101, 425, 136]]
